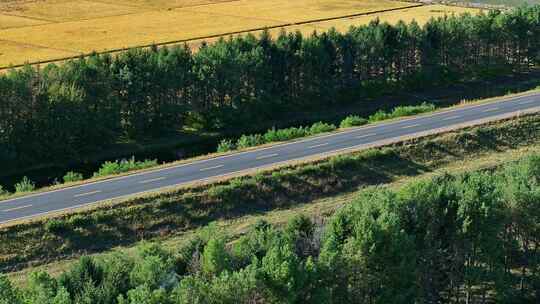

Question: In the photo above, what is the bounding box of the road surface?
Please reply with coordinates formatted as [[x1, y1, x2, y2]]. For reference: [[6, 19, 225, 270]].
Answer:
[[1, 92, 539, 224]]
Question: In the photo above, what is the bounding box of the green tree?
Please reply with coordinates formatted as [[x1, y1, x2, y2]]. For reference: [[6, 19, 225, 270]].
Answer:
[[261, 243, 306, 303], [118, 285, 169, 304], [23, 271, 58, 304], [0, 274, 21, 304], [201, 237, 230, 277]]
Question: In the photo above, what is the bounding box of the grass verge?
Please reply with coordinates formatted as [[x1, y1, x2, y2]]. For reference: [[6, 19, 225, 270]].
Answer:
[[1, 113, 539, 273]]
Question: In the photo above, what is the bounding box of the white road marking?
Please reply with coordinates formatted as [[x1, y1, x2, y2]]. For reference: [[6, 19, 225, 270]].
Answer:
[[256, 153, 279, 160], [3, 204, 33, 212], [442, 115, 461, 121], [200, 165, 224, 172], [74, 190, 102, 198], [482, 107, 499, 112], [356, 133, 377, 139], [401, 124, 421, 129], [519, 100, 535, 105], [139, 177, 166, 184], [308, 143, 329, 149]]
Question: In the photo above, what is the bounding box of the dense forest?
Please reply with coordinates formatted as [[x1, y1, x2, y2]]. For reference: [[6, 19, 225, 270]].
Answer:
[[2, 153, 539, 303], [0, 6, 539, 171]]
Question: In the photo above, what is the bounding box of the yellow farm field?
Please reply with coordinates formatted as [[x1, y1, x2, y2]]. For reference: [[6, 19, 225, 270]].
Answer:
[[0, 0, 478, 68]]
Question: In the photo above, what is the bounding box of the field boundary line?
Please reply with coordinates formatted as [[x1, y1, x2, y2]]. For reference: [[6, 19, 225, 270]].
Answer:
[[0, 2, 423, 70]]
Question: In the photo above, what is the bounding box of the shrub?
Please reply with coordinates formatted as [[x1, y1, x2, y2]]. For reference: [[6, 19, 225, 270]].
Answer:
[[369, 103, 436, 123], [264, 127, 308, 142], [368, 110, 391, 122], [94, 161, 123, 177], [340, 115, 368, 128], [45, 219, 71, 234], [217, 139, 235, 153], [69, 214, 94, 228], [14, 176, 36, 193], [0, 275, 19, 304], [391, 103, 436, 117], [236, 134, 265, 149], [63, 171, 84, 183], [0, 185, 7, 196], [93, 157, 158, 177], [309, 122, 336, 135]]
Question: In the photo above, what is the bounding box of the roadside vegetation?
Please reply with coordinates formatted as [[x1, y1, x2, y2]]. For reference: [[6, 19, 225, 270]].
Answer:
[[92, 158, 158, 178], [1, 5, 539, 186], [1, 113, 538, 274], [217, 103, 435, 152], [2, 150, 540, 303]]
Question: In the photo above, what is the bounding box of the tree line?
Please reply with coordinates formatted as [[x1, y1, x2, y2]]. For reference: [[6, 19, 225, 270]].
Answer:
[[0, 6, 539, 169], [2, 153, 539, 303]]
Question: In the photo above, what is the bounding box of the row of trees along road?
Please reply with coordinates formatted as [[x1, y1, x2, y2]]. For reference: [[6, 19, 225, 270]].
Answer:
[[2, 154, 540, 303], [0, 6, 539, 169]]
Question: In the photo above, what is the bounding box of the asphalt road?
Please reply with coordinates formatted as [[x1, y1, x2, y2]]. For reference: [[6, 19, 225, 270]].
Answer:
[[1, 92, 540, 224]]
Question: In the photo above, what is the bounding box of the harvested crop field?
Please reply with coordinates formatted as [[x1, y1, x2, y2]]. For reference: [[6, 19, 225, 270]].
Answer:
[[0, 0, 480, 68]]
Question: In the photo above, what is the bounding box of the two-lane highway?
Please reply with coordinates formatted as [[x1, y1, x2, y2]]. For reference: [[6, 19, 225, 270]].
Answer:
[[1, 92, 540, 224]]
